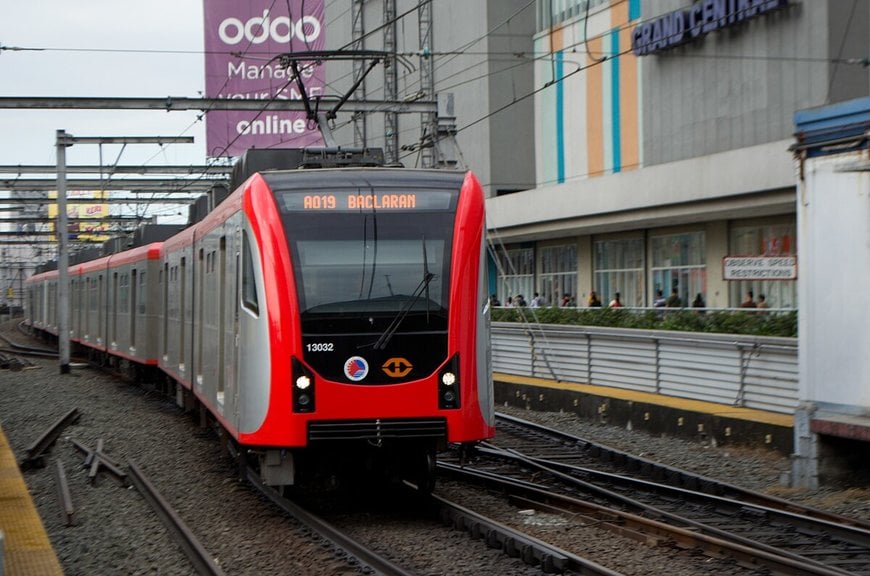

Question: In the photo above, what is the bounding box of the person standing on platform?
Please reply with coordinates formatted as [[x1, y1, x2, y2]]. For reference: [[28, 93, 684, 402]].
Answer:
[[587, 291, 602, 307]]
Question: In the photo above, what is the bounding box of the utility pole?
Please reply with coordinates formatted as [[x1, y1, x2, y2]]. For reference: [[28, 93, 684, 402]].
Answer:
[[351, 0, 367, 147], [383, 0, 399, 164], [54, 131, 194, 375], [56, 130, 72, 373], [418, 0, 436, 168]]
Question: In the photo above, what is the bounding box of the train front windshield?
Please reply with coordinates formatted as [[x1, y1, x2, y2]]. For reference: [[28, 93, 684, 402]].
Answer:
[[277, 187, 458, 336]]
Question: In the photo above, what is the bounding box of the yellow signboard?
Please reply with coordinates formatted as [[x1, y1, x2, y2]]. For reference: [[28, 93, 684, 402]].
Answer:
[[47, 190, 112, 242]]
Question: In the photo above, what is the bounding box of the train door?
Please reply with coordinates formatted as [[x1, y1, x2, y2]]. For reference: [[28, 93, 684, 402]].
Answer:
[[131, 269, 138, 351], [217, 236, 227, 407], [98, 274, 104, 346], [180, 256, 187, 373], [197, 247, 204, 387], [47, 281, 56, 329], [112, 272, 119, 348], [84, 278, 90, 338], [77, 278, 84, 339], [162, 262, 169, 361], [231, 227, 242, 423]]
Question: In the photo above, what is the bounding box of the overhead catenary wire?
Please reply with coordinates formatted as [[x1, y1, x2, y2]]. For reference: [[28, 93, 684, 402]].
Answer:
[[4, 1, 864, 195]]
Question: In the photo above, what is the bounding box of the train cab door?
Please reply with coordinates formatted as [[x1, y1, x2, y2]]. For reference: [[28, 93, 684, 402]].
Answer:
[[131, 268, 138, 354], [230, 229, 242, 426], [217, 235, 228, 410]]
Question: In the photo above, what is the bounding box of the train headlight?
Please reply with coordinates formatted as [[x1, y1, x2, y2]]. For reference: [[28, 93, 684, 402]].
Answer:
[[438, 355, 460, 410], [292, 357, 315, 413], [296, 375, 311, 390]]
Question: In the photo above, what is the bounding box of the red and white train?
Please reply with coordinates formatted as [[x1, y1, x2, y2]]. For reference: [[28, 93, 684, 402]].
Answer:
[[26, 155, 495, 489]]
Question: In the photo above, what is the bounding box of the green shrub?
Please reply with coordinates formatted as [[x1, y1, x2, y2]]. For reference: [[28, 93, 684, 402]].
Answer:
[[491, 307, 797, 338]]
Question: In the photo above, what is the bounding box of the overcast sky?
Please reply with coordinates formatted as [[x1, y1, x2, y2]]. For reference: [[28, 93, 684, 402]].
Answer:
[[1, 1, 209, 167]]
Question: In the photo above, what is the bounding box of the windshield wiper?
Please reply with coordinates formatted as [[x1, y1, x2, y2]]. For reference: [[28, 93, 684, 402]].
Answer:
[[370, 237, 435, 350]]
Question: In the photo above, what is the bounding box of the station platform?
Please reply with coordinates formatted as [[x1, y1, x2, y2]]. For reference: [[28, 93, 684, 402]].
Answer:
[[0, 425, 63, 576], [494, 372, 795, 455]]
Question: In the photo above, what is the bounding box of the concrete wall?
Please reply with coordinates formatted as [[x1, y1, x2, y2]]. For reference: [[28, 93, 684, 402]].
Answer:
[[792, 96, 870, 489], [798, 155, 870, 412], [641, 1, 828, 166]]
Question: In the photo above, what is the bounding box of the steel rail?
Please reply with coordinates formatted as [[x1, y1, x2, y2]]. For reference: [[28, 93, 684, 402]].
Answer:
[[438, 462, 848, 576], [431, 491, 624, 576], [0, 330, 57, 356], [472, 444, 861, 575], [245, 466, 418, 576], [54, 460, 76, 526], [509, 449, 870, 548], [488, 413, 870, 573], [20, 407, 81, 469], [127, 460, 225, 576], [494, 412, 870, 531]]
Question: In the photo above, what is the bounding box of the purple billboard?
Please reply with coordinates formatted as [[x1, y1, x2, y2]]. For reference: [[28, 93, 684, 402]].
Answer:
[[203, 0, 325, 157]]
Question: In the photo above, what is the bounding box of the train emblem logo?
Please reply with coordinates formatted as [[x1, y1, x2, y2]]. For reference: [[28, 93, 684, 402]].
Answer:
[[382, 357, 413, 378], [344, 356, 369, 381]]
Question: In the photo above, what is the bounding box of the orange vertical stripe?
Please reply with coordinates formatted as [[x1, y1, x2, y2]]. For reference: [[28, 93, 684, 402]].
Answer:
[[611, 0, 628, 26], [586, 35, 604, 177], [619, 30, 639, 172], [550, 26, 564, 52]]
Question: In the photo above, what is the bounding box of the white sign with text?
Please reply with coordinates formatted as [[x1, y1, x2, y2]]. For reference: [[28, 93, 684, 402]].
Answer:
[[723, 256, 797, 280]]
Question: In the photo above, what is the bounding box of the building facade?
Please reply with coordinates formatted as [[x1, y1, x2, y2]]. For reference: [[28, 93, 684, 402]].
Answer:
[[487, 0, 869, 309], [0, 195, 43, 313], [322, 0, 537, 199]]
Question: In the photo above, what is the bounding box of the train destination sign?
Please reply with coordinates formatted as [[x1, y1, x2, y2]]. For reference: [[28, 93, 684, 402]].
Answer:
[[723, 256, 797, 280], [279, 189, 455, 212]]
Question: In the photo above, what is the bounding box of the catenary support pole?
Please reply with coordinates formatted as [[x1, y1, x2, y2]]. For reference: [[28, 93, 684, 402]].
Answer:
[[56, 129, 71, 374]]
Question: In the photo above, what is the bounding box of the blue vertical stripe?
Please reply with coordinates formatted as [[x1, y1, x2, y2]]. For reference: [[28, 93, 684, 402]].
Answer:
[[555, 51, 565, 183], [629, 0, 641, 21], [610, 29, 621, 174]]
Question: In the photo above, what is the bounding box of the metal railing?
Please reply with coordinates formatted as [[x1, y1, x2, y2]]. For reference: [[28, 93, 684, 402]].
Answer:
[[491, 322, 798, 414]]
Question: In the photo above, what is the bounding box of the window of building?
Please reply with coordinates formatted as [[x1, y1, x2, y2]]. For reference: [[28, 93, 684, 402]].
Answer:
[[650, 232, 706, 308], [729, 222, 796, 309], [539, 244, 577, 307], [537, 0, 609, 32], [594, 238, 644, 306], [496, 246, 534, 306]]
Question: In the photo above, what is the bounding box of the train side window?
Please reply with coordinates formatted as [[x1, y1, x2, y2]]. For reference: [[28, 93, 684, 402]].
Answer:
[[242, 232, 259, 316]]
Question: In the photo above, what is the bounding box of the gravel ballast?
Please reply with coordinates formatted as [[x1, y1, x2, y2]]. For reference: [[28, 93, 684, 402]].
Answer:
[[3, 319, 869, 575]]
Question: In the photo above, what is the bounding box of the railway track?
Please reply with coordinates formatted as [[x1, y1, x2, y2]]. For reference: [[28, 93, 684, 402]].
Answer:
[[431, 491, 625, 575], [128, 461, 225, 576], [246, 466, 626, 575], [0, 324, 58, 360], [437, 412, 870, 575], [492, 413, 870, 531], [245, 465, 421, 576]]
